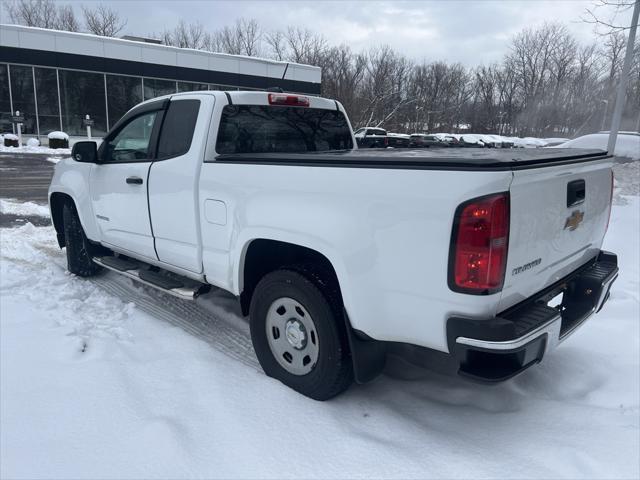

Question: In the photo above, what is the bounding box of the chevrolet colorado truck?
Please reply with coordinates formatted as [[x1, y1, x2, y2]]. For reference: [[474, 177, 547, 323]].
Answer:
[[49, 90, 619, 400]]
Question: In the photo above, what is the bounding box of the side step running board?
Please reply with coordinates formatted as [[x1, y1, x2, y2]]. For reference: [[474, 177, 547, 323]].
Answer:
[[93, 256, 210, 300]]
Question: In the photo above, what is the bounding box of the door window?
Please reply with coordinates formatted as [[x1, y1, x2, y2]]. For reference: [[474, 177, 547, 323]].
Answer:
[[156, 100, 200, 159], [103, 111, 158, 163]]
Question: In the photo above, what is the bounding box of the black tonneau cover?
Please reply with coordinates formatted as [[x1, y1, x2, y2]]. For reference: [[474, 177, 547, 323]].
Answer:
[[213, 148, 610, 171]]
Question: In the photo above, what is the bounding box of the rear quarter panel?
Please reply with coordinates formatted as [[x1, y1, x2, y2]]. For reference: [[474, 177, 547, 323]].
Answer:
[[199, 162, 514, 352]]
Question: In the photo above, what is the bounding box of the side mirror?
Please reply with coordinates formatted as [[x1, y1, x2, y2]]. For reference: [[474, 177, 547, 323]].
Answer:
[[71, 141, 98, 163]]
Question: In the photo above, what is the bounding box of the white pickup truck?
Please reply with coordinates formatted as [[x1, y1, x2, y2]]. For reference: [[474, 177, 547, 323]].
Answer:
[[49, 90, 619, 400]]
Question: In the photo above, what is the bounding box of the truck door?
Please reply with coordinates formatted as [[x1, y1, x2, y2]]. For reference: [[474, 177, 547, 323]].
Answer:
[[90, 101, 165, 260], [147, 96, 210, 273]]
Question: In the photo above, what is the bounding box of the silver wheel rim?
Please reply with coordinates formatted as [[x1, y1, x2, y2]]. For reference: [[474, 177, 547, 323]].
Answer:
[[266, 297, 319, 376]]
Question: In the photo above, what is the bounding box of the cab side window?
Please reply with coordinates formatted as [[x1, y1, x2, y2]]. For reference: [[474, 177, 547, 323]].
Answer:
[[156, 100, 200, 159], [103, 111, 158, 163]]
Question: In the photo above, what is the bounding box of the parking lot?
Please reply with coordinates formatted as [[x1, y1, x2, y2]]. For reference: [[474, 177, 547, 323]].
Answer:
[[0, 153, 62, 227], [0, 153, 60, 203]]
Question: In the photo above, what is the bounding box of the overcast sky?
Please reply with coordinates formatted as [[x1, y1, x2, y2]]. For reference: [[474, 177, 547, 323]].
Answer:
[[91, 1, 631, 65]]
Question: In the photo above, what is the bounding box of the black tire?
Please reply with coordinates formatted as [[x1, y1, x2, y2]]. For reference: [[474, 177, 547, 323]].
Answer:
[[62, 202, 102, 277], [249, 266, 353, 401]]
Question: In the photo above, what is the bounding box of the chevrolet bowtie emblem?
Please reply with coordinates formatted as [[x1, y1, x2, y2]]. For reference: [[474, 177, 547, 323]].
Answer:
[[564, 210, 584, 231]]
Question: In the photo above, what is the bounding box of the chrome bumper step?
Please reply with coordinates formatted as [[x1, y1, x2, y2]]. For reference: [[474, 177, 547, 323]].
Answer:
[[448, 250, 619, 383]]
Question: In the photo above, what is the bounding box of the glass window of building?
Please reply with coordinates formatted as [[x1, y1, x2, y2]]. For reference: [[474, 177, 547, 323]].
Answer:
[[106, 75, 142, 129], [0, 64, 12, 133], [59, 69, 107, 137], [143, 78, 176, 101], [34, 67, 61, 135], [9, 64, 36, 135], [177, 82, 208, 93]]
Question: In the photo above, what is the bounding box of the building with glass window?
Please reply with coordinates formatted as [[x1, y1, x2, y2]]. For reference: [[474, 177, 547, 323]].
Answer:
[[0, 24, 321, 140]]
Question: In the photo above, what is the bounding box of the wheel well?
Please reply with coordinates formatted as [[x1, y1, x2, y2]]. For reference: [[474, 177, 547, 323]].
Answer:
[[49, 192, 74, 248], [240, 239, 342, 316]]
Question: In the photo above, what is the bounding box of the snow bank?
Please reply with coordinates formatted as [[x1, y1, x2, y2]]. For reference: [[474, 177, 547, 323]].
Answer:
[[543, 137, 570, 146], [0, 200, 638, 478], [3, 133, 18, 141], [521, 137, 548, 147], [0, 198, 50, 217], [48, 131, 69, 141], [26, 137, 40, 147], [614, 161, 640, 201], [553, 133, 640, 160]]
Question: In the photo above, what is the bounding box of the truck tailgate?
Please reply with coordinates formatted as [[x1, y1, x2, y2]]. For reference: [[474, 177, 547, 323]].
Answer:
[[498, 156, 614, 312]]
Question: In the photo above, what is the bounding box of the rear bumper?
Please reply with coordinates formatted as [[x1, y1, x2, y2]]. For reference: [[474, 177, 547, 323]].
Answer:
[[447, 250, 619, 383]]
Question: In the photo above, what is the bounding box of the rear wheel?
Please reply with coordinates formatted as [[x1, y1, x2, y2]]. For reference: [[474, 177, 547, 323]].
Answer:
[[249, 267, 353, 400], [62, 203, 102, 277]]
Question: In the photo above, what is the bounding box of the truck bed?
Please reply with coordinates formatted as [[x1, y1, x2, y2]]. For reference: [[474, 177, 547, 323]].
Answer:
[[213, 148, 609, 171]]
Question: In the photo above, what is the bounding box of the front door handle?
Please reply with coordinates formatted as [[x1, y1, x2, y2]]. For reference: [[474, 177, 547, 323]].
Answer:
[[126, 176, 143, 185]]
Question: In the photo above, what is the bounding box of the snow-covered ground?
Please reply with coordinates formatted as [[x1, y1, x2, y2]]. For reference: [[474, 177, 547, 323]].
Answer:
[[1, 195, 638, 479], [0, 198, 50, 217]]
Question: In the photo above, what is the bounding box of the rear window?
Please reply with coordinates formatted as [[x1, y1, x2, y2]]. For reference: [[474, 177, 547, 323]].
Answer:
[[216, 105, 353, 154], [366, 129, 386, 136]]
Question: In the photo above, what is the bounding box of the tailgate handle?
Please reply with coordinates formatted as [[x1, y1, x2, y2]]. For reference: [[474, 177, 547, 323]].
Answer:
[[567, 179, 585, 207]]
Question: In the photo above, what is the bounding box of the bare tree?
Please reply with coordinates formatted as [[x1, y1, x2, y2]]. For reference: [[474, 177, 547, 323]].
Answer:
[[264, 30, 288, 61], [57, 4, 80, 32], [603, 31, 628, 87], [5, 0, 61, 28], [355, 45, 413, 129], [215, 24, 242, 54], [321, 44, 366, 114], [82, 4, 126, 37], [213, 18, 261, 56], [583, 0, 639, 34], [237, 18, 261, 56], [284, 27, 328, 65], [161, 20, 211, 50]]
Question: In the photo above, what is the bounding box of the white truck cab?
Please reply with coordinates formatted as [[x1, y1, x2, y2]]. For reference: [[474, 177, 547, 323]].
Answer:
[[49, 90, 618, 400]]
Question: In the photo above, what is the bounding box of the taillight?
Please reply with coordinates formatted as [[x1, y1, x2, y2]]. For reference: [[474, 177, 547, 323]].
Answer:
[[448, 193, 510, 294], [268, 93, 310, 107], [384, 136, 389, 147], [605, 169, 614, 234]]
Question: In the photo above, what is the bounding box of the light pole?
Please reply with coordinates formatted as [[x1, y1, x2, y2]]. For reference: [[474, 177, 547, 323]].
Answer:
[[607, 0, 639, 154]]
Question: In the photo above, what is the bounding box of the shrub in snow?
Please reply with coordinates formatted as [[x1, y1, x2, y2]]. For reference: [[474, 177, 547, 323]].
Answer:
[[48, 131, 69, 149], [4, 134, 18, 147], [26, 137, 40, 147]]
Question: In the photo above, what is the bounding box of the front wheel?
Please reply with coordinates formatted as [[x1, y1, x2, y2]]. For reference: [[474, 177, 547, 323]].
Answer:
[[62, 203, 102, 277], [249, 267, 353, 401]]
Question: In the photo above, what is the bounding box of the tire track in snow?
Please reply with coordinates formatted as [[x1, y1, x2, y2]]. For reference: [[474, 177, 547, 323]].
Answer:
[[0, 221, 259, 370], [92, 273, 260, 369]]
